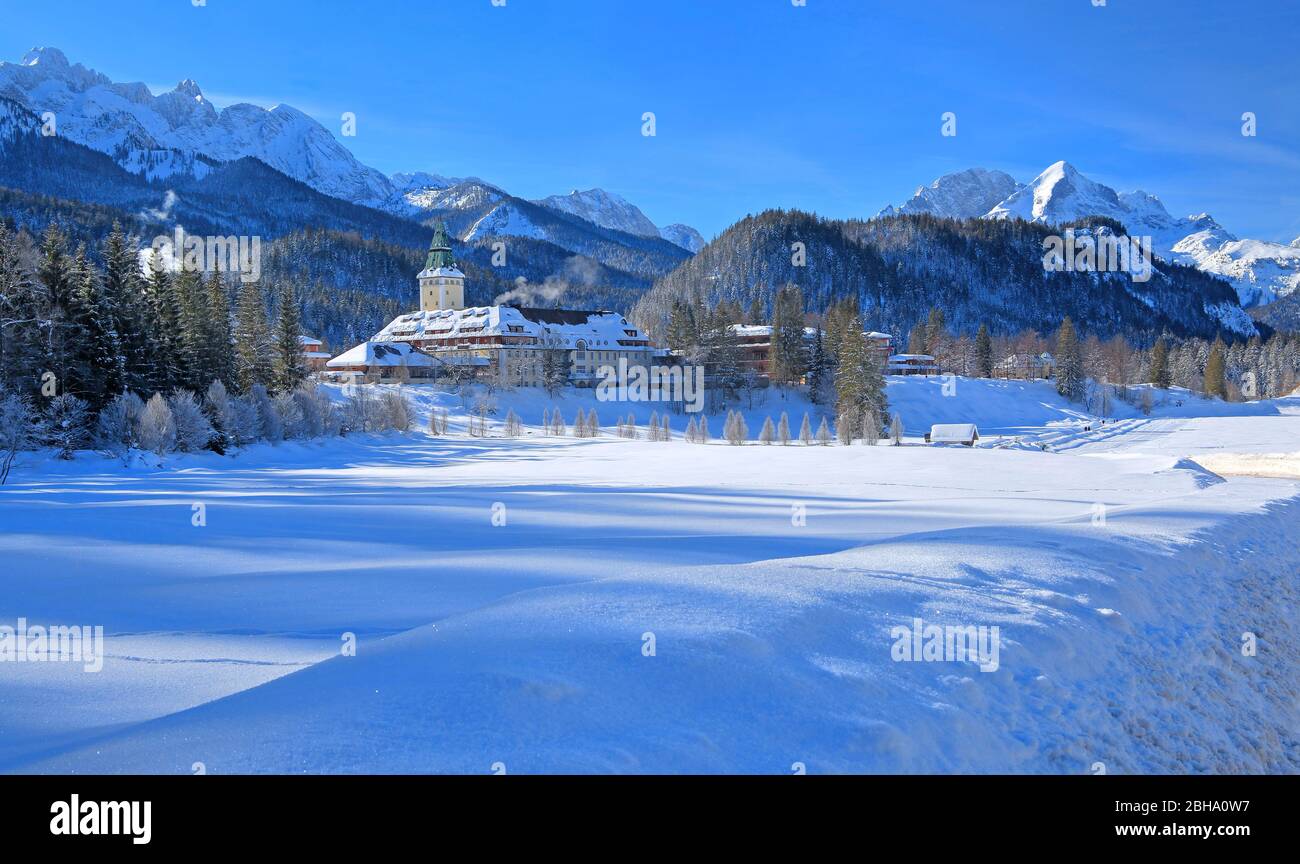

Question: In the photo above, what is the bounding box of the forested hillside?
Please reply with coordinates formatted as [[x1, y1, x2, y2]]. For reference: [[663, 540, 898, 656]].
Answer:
[[632, 210, 1254, 344]]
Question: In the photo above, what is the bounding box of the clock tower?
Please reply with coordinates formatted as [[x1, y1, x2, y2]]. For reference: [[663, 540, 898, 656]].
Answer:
[[418, 221, 465, 312]]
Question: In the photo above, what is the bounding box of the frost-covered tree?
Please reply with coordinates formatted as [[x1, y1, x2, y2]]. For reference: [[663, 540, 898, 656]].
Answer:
[[0, 389, 33, 483], [759, 416, 775, 444], [227, 395, 260, 445], [798, 412, 812, 445], [836, 408, 855, 445], [204, 379, 236, 449], [97, 391, 145, 454], [0, 224, 41, 396], [777, 411, 791, 445], [724, 410, 748, 445], [137, 393, 176, 455], [889, 413, 904, 445], [292, 383, 332, 438], [380, 391, 411, 432], [273, 391, 305, 440], [685, 416, 698, 443], [44, 393, 91, 458], [170, 390, 214, 452], [815, 416, 831, 445], [249, 384, 283, 441], [861, 407, 881, 445]]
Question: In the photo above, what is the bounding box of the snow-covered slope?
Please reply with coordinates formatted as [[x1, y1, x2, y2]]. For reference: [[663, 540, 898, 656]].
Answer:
[[2, 379, 1297, 774], [879, 167, 1022, 219], [0, 47, 396, 207], [659, 223, 706, 253], [1175, 236, 1300, 308], [534, 188, 661, 237], [534, 188, 704, 254], [405, 178, 505, 214], [464, 200, 548, 241]]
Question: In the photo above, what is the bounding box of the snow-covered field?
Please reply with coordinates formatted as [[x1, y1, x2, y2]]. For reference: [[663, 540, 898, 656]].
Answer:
[[1, 377, 1297, 774]]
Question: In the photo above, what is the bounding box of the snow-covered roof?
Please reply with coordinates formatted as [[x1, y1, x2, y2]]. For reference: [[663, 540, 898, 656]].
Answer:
[[327, 341, 441, 368], [727, 324, 891, 341], [375, 305, 654, 351], [417, 266, 464, 280], [298, 335, 323, 347], [930, 423, 979, 442], [889, 354, 936, 362]]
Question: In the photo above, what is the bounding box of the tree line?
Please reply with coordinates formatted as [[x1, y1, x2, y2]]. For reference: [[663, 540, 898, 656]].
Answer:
[[0, 220, 339, 474]]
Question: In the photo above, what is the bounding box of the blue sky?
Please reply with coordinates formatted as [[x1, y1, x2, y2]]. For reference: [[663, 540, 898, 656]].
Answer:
[[3, 0, 1298, 241]]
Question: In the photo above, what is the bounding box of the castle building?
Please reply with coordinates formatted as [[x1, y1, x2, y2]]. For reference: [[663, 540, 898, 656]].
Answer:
[[330, 222, 665, 386]]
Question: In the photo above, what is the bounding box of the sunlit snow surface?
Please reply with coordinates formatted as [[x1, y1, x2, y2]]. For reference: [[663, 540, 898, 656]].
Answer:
[[1, 378, 1297, 774]]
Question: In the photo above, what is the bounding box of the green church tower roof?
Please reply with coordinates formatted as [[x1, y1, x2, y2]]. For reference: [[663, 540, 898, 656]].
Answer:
[[424, 221, 456, 270]]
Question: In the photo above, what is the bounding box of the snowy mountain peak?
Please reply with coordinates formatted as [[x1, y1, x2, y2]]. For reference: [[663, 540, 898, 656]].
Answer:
[[986, 160, 1124, 226], [878, 167, 1023, 220], [659, 223, 706, 254], [391, 171, 461, 194], [174, 78, 204, 100], [534, 188, 661, 238], [20, 46, 69, 68]]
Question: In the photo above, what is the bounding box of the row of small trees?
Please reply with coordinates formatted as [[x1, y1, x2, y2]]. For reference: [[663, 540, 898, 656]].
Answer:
[[472, 403, 910, 448], [726, 410, 904, 446], [0, 379, 416, 481]]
